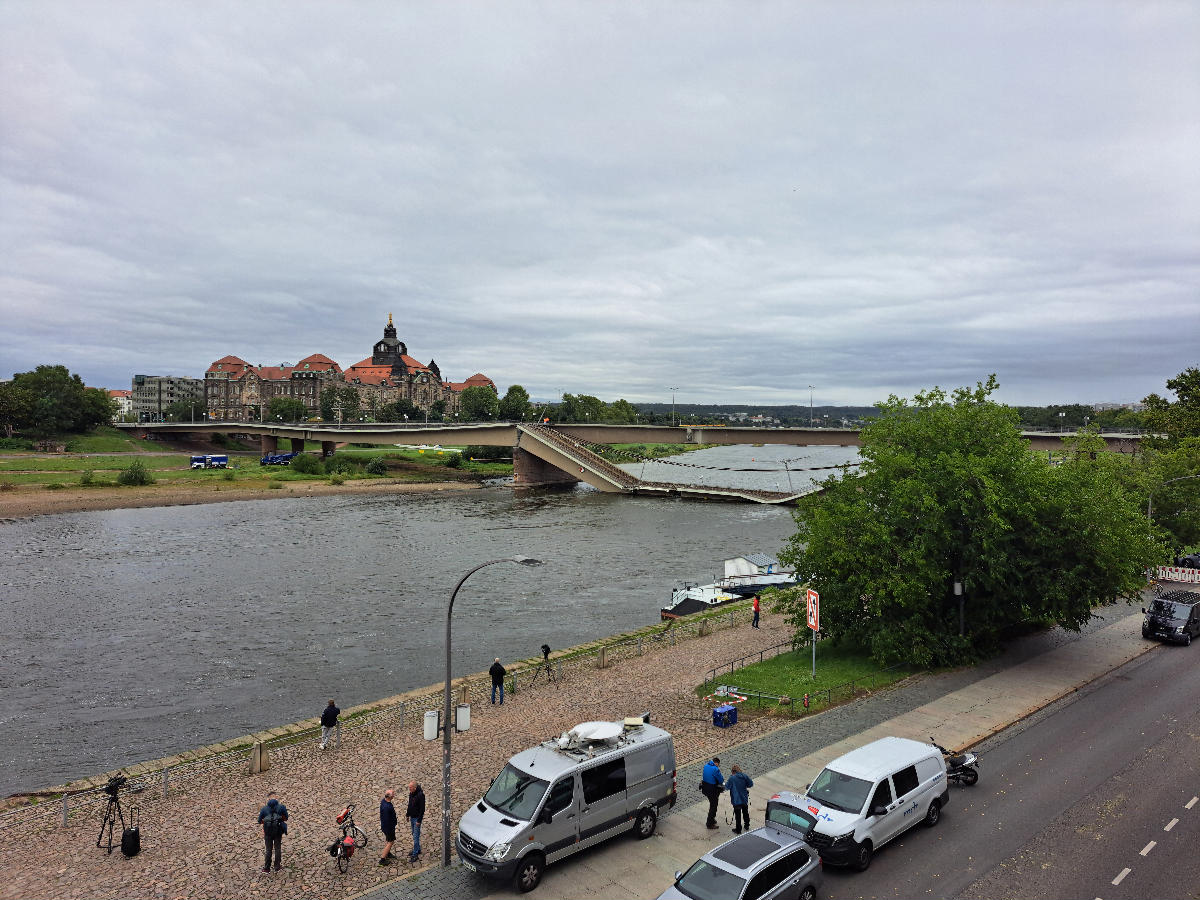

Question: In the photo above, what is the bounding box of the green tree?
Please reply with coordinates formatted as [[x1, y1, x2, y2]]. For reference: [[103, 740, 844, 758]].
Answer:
[[320, 384, 361, 422], [2, 365, 115, 437], [1143, 367, 1200, 449], [559, 393, 605, 423], [460, 385, 499, 421], [604, 399, 639, 424], [377, 398, 422, 422], [498, 385, 532, 422], [429, 399, 446, 421], [163, 399, 204, 422], [0, 381, 33, 438], [779, 376, 1162, 668], [267, 396, 308, 422]]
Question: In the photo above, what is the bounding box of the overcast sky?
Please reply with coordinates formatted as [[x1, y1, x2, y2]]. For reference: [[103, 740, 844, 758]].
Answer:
[[2, 2, 1196, 406]]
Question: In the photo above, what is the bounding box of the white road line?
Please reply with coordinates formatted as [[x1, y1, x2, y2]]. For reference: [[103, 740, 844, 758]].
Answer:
[[1139, 840, 1156, 856], [1112, 868, 1131, 886], [1164, 817, 1179, 832], [1186, 796, 1197, 810]]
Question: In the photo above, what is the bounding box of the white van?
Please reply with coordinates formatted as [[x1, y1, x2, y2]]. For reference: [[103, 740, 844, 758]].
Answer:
[[801, 736, 949, 871], [457, 717, 677, 892]]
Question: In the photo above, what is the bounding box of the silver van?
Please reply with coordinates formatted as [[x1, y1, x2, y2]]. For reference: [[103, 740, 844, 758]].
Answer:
[[802, 736, 949, 871], [457, 717, 677, 892]]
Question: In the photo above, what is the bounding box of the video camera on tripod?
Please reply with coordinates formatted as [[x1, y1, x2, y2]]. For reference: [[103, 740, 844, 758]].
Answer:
[[103, 774, 127, 798]]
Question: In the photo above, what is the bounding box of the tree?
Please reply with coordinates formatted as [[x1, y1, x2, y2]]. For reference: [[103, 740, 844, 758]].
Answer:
[[1143, 367, 1200, 449], [1, 365, 115, 437], [460, 385, 499, 421], [559, 393, 604, 423], [498, 385, 532, 422], [605, 399, 639, 424], [779, 376, 1162, 668], [267, 396, 308, 422], [320, 384, 361, 422], [377, 398, 422, 422], [428, 399, 446, 421], [163, 400, 203, 422]]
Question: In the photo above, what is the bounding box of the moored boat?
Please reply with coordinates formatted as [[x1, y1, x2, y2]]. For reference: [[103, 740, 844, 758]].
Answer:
[[660, 554, 796, 619]]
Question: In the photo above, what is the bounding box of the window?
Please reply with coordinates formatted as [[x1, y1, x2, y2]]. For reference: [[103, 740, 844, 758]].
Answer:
[[674, 860, 747, 900], [892, 765, 919, 798], [871, 779, 892, 809], [482, 765, 549, 821], [545, 777, 574, 815], [581, 759, 626, 804], [808, 767, 872, 814], [744, 850, 812, 900]]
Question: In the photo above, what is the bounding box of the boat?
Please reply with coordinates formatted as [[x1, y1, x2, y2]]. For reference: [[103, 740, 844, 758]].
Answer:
[[660, 554, 797, 619]]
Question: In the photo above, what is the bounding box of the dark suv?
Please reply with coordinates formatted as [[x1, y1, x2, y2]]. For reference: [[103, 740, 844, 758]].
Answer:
[[1142, 591, 1200, 646]]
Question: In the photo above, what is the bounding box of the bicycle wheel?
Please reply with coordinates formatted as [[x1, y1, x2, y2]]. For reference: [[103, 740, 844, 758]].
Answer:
[[346, 824, 368, 848], [336, 846, 350, 873]]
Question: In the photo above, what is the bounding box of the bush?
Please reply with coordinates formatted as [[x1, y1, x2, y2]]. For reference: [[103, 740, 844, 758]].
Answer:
[[210, 432, 228, 447], [444, 453, 463, 469], [324, 454, 359, 476], [0, 480, 17, 492], [464, 444, 508, 461], [80, 470, 94, 486], [329, 474, 345, 485], [45, 482, 65, 490], [289, 453, 323, 475], [0, 438, 33, 451], [116, 459, 154, 486], [222, 469, 235, 481], [268, 480, 283, 489], [365, 457, 388, 476]]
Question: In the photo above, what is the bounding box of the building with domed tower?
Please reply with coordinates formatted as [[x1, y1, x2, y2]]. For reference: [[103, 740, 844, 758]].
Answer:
[[203, 316, 495, 421]]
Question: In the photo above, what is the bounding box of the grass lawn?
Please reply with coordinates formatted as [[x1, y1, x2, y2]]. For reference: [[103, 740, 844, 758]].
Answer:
[[702, 641, 912, 715]]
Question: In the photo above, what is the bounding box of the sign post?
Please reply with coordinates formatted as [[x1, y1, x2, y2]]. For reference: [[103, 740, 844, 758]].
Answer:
[[806, 588, 820, 678]]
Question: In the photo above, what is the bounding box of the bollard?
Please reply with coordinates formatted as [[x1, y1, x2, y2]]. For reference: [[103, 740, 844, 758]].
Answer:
[[458, 684, 468, 706], [249, 741, 270, 774], [670, 629, 676, 647], [62, 795, 68, 827], [699, 620, 711, 637], [597, 646, 608, 669], [728, 611, 734, 629], [162, 767, 169, 798]]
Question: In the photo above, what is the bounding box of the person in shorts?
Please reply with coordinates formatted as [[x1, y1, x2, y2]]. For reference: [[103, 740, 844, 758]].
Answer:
[[378, 789, 397, 865]]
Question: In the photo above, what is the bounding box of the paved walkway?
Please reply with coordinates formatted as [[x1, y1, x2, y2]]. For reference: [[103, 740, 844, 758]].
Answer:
[[357, 607, 1155, 900]]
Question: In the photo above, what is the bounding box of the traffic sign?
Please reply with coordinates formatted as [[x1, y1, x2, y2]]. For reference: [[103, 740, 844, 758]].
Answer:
[[806, 588, 820, 632]]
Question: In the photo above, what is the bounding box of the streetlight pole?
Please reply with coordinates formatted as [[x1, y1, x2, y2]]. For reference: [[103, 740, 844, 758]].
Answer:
[[668, 387, 679, 427], [441, 556, 544, 867], [808, 385, 814, 428]]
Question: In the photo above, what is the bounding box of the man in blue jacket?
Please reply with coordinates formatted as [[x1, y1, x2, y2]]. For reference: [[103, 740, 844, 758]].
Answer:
[[701, 757, 724, 829], [257, 793, 288, 872], [727, 765, 754, 833]]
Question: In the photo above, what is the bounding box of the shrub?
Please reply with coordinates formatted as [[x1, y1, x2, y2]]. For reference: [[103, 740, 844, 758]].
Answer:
[[464, 444, 508, 461], [289, 453, 323, 475], [45, 482, 65, 490], [0, 481, 15, 492], [80, 470, 94, 486], [116, 459, 154, 486], [444, 453, 463, 469], [222, 469, 235, 481], [324, 454, 359, 476], [268, 480, 283, 489], [365, 457, 388, 476], [330, 474, 345, 485], [0, 438, 33, 451], [210, 432, 228, 446]]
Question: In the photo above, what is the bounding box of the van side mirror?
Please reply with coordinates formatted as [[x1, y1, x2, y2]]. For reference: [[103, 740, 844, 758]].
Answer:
[[539, 808, 553, 825], [1142, 608, 1146, 614], [675, 872, 683, 882], [870, 805, 887, 817]]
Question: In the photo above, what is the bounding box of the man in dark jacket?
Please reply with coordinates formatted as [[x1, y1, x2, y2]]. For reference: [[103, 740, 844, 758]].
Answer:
[[701, 757, 724, 829], [378, 789, 397, 865], [319, 698, 340, 750], [406, 781, 426, 860], [489, 658, 506, 705], [257, 793, 288, 872], [727, 765, 754, 833]]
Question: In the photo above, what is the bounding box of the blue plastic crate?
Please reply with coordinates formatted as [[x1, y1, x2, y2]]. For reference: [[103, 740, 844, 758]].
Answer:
[[712, 704, 737, 728]]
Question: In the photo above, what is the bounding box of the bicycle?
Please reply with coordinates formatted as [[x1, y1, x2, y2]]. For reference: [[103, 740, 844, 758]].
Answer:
[[95, 775, 127, 855], [328, 803, 368, 872]]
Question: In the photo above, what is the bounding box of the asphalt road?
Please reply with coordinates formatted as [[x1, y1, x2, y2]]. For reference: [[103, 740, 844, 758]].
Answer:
[[815, 640, 1200, 900]]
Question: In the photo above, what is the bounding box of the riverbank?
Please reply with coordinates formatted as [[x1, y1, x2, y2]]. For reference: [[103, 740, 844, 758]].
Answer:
[[0, 477, 483, 519]]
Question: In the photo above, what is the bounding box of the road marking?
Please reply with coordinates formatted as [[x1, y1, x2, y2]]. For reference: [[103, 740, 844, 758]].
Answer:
[[1186, 797, 1197, 810], [1139, 840, 1156, 856], [1164, 817, 1179, 832], [1112, 868, 1131, 886]]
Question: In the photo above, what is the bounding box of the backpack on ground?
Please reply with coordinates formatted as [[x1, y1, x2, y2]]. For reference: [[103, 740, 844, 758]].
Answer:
[[262, 807, 284, 839], [120, 806, 141, 858]]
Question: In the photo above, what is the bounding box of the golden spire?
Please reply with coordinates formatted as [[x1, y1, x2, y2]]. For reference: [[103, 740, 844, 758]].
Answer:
[[388, 313, 393, 327]]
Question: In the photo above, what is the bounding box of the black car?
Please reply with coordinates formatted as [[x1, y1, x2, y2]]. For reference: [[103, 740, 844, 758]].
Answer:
[[1142, 591, 1200, 646]]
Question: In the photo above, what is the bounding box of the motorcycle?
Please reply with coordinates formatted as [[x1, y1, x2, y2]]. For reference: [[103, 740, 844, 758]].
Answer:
[[931, 737, 979, 786]]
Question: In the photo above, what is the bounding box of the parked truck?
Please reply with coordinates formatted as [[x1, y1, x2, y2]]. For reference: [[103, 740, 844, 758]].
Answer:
[[189, 455, 229, 469], [259, 451, 299, 466]]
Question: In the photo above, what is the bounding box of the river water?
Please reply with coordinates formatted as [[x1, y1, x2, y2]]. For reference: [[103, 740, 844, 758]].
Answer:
[[0, 444, 857, 796]]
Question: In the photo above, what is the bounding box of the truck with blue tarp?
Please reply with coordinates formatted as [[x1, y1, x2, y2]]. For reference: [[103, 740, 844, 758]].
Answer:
[[260, 451, 299, 466], [189, 455, 229, 469]]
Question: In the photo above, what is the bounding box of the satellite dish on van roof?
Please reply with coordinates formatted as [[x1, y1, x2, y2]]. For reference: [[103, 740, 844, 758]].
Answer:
[[568, 721, 623, 744]]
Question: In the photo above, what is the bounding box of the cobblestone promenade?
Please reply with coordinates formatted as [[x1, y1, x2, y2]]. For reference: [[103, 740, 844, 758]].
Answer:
[[1, 613, 798, 900]]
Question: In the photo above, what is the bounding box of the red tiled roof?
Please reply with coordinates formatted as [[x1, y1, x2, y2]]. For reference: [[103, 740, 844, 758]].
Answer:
[[107, 389, 131, 398], [447, 374, 496, 392], [400, 354, 431, 373], [207, 355, 254, 378], [296, 353, 342, 372], [256, 366, 293, 381]]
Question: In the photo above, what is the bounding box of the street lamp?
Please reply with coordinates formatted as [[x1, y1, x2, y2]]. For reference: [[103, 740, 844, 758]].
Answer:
[[1148, 473, 1200, 522], [808, 385, 814, 428], [668, 387, 679, 427], [440, 556, 545, 867]]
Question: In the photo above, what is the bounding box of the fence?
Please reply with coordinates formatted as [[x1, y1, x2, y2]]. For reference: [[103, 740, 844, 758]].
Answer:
[[1, 606, 749, 832]]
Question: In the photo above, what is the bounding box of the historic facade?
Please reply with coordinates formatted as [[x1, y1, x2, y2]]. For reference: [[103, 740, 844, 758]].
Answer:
[[204, 316, 495, 421]]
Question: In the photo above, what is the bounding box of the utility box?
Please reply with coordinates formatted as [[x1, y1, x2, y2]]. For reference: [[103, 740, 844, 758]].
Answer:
[[423, 710, 439, 741], [712, 704, 737, 728]]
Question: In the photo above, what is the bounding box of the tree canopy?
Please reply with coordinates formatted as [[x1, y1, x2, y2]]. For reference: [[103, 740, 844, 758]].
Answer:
[[779, 376, 1162, 668], [498, 385, 532, 422], [266, 396, 308, 422], [460, 384, 499, 421], [0, 365, 115, 438], [1139, 367, 1200, 551], [320, 384, 361, 422]]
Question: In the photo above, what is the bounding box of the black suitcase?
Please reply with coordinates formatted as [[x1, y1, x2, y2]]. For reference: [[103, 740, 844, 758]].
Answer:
[[120, 806, 141, 858]]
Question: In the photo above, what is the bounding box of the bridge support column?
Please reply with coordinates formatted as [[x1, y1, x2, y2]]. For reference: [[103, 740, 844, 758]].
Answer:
[[512, 447, 581, 487], [261, 435, 278, 455], [289, 437, 305, 453], [321, 440, 336, 458]]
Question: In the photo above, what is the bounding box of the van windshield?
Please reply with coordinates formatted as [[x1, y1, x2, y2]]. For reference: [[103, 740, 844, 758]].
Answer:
[[483, 764, 549, 821], [1149, 600, 1192, 620], [807, 767, 872, 814], [674, 859, 748, 900]]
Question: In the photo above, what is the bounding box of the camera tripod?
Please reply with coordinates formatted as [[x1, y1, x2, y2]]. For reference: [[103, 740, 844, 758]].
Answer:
[[96, 779, 128, 855], [528, 646, 559, 688]]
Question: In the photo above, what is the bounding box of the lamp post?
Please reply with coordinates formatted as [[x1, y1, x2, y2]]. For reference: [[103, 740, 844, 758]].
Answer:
[[808, 385, 814, 427], [441, 556, 545, 867], [668, 387, 679, 427], [1148, 473, 1200, 522]]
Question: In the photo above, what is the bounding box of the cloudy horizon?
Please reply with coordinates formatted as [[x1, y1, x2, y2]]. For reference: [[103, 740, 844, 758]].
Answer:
[[2, 2, 1196, 408]]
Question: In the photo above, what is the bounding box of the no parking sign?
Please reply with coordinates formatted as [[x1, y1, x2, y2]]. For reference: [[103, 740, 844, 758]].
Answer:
[[806, 588, 820, 631]]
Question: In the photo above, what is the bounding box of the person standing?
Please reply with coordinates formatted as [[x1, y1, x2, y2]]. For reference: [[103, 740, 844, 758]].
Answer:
[[701, 757, 724, 830], [257, 792, 288, 873], [319, 698, 340, 750], [727, 765, 754, 833], [751, 596, 761, 629], [489, 658, 506, 705], [406, 781, 426, 861], [378, 789, 397, 865]]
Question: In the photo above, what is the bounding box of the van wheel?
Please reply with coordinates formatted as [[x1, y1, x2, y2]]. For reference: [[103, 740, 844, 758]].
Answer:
[[799, 886, 817, 900], [635, 808, 658, 839], [854, 840, 873, 872], [1185, 633, 1192, 647], [513, 853, 545, 893], [923, 799, 941, 827]]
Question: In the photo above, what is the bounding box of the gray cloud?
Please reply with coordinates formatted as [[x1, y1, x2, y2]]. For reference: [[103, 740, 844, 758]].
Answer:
[[2, 1, 1196, 406]]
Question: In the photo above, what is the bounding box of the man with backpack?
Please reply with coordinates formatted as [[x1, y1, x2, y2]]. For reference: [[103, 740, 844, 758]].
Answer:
[[701, 757, 724, 830], [257, 793, 289, 872], [489, 658, 506, 705]]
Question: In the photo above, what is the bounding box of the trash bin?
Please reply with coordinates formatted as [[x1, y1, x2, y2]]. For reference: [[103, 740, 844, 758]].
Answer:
[[712, 704, 737, 728]]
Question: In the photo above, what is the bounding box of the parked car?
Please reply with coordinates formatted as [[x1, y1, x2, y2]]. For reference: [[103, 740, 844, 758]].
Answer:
[[658, 791, 821, 900], [801, 736, 948, 871], [1142, 592, 1200, 646], [457, 717, 676, 893]]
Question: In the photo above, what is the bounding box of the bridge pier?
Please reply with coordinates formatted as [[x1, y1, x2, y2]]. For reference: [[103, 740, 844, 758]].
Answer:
[[289, 437, 305, 453], [261, 435, 278, 455], [321, 440, 336, 458], [512, 447, 581, 488]]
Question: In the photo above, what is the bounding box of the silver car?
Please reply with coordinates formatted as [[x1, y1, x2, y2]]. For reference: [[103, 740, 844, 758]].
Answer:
[[658, 791, 822, 900]]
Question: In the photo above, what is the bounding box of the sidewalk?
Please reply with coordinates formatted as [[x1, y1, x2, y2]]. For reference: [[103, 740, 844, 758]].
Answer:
[[360, 608, 1154, 900]]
